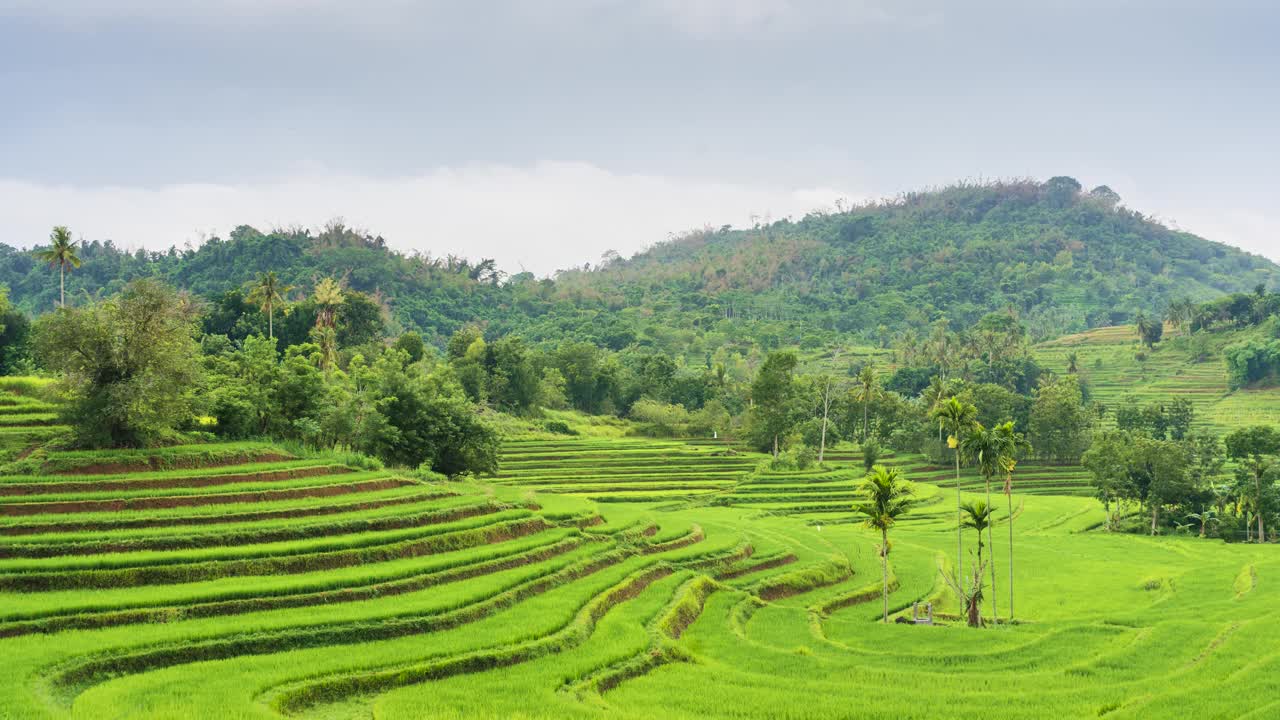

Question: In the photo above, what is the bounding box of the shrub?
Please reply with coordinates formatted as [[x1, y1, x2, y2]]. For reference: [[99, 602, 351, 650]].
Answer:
[[412, 464, 450, 483], [544, 420, 578, 436], [861, 439, 882, 472]]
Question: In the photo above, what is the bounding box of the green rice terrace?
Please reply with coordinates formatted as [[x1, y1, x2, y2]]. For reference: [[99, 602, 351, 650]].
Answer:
[[2, 403, 1277, 719], [1033, 324, 1280, 432]]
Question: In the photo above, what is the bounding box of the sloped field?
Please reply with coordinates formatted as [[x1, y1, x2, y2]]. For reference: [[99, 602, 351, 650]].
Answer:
[[1033, 324, 1280, 432], [2, 424, 1277, 719]]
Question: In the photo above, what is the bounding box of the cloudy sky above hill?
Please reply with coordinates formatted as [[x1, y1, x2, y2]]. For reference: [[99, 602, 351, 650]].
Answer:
[[1, 0, 1277, 274]]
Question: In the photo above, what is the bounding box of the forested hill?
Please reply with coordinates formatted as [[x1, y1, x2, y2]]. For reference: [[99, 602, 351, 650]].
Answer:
[[555, 178, 1278, 339], [1, 177, 1275, 350]]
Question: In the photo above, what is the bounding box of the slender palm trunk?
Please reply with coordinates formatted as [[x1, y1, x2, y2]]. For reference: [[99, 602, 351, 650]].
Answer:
[[268, 301, 274, 339], [1257, 474, 1267, 543], [1006, 482, 1015, 621], [986, 475, 998, 626], [863, 399, 869, 442], [881, 527, 889, 623], [955, 447, 963, 583], [818, 384, 829, 464], [59, 263, 65, 308], [1150, 504, 1159, 536]]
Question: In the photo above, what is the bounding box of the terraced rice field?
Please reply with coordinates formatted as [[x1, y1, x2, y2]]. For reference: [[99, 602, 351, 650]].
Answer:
[[3, 422, 1278, 718], [1033, 324, 1280, 432]]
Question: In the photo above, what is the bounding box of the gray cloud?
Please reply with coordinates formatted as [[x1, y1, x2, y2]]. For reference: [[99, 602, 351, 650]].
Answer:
[[1, 0, 1277, 268]]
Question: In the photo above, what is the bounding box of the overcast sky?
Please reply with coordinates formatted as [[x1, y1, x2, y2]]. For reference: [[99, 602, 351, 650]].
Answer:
[[2, 0, 1277, 274]]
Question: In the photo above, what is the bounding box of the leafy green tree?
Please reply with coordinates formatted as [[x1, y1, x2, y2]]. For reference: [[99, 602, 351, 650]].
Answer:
[[1083, 431, 1137, 530], [34, 279, 202, 447], [484, 336, 540, 413], [33, 226, 82, 308], [1224, 426, 1280, 543], [747, 351, 799, 457], [932, 396, 977, 578], [1029, 375, 1092, 463], [1134, 312, 1163, 349], [392, 331, 426, 364], [246, 271, 292, 340], [852, 465, 914, 624], [368, 352, 499, 475]]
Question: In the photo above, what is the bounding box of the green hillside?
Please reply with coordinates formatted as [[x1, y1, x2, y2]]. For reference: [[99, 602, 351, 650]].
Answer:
[[555, 178, 1279, 341], [1033, 323, 1280, 433], [3, 178, 1276, 355]]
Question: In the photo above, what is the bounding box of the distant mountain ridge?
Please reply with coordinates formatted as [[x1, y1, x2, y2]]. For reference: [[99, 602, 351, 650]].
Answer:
[[0, 177, 1275, 351], [551, 177, 1278, 340]]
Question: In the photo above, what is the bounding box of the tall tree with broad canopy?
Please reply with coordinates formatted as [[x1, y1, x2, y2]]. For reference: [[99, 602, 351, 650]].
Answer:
[[1224, 426, 1280, 543], [34, 279, 202, 447], [748, 351, 799, 457]]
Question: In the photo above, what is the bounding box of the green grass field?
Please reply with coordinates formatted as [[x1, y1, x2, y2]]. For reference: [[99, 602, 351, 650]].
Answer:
[[1033, 323, 1280, 432], [1, 397, 1277, 719]]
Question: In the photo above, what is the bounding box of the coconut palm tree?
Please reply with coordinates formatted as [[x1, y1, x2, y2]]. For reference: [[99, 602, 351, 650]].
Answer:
[[313, 276, 345, 330], [852, 465, 915, 624], [994, 421, 1031, 621], [960, 423, 1004, 624], [1066, 352, 1079, 374], [246, 271, 293, 339], [922, 376, 951, 444], [33, 226, 82, 308], [959, 499, 996, 625], [854, 364, 879, 442], [931, 396, 978, 580]]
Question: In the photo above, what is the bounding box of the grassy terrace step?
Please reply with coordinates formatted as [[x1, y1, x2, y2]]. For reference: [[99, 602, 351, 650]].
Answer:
[[0, 485, 443, 535], [0, 533, 589, 636], [0, 529, 582, 622], [0, 514, 558, 590], [0, 461, 354, 496], [532, 482, 737, 495], [0, 474, 416, 516], [500, 462, 754, 475], [0, 492, 480, 547], [0, 468, 388, 504], [20, 442, 293, 475], [0, 499, 512, 558], [497, 474, 747, 487], [0, 413, 61, 427], [45, 537, 722, 708]]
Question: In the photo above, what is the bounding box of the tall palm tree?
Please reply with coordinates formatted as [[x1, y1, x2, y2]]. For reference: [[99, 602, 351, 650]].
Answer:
[[853, 465, 915, 624], [854, 364, 879, 442], [960, 423, 1004, 624], [959, 499, 995, 625], [313, 277, 345, 329], [33, 226, 82, 308], [931, 396, 978, 580], [988, 422, 1029, 620], [246, 271, 293, 339]]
